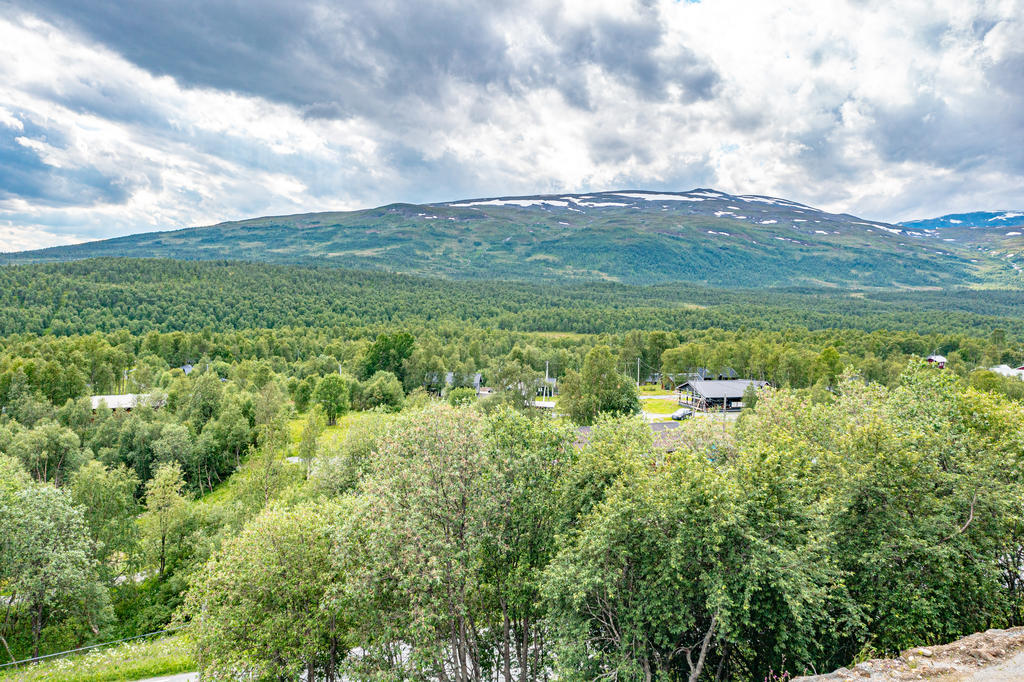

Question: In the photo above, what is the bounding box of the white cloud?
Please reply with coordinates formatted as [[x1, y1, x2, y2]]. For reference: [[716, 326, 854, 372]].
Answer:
[[0, 0, 1021, 250], [0, 224, 80, 252]]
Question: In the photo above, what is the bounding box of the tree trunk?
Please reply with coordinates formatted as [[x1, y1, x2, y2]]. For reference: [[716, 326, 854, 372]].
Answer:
[[32, 601, 44, 659], [688, 613, 718, 682], [521, 613, 531, 681], [327, 612, 338, 682], [501, 597, 512, 682]]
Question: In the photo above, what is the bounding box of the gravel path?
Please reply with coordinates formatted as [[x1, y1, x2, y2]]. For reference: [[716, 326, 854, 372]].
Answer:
[[962, 649, 1024, 681]]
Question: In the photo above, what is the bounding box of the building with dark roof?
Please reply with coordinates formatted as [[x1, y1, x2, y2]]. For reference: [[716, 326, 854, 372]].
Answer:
[[677, 379, 768, 411]]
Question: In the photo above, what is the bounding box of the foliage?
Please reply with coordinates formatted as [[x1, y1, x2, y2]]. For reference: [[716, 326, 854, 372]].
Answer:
[[313, 374, 350, 426], [362, 332, 414, 382], [447, 386, 477, 407], [309, 415, 388, 498], [2, 255, 1024, 674], [138, 463, 190, 578], [7, 422, 85, 487], [0, 485, 112, 659], [296, 406, 325, 479], [339, 406, 573, 681], [354, 371, 404, 412], [3, 259, 1024, 340], [559, 345, 640, 425], [181, 502, 346, 681], [69, 462, 140, 586]]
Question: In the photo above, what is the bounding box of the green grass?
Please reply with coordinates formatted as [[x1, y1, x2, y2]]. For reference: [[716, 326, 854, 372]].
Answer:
[[0, 635, 193, 682], [641, 398, 682, 415], [289, 410, 396, 448]]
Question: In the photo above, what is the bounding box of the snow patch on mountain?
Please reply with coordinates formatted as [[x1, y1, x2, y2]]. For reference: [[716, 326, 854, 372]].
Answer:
[[451, 199, 569, 208], [613, 192, 703, 201]]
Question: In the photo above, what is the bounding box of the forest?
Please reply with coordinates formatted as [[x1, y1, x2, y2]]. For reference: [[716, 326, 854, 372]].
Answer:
[[3, 258, 1024, 338], [2, 259, 1024, 680]]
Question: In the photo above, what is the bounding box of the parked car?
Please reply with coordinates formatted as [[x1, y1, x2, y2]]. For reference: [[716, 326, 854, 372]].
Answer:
[[671, 408, 693, 420]]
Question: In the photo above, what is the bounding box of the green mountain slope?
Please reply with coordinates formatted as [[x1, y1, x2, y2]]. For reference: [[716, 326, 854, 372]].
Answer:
[[5, 189, 1020, 288]]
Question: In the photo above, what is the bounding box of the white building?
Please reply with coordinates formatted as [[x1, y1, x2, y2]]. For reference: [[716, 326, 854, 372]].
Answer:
[[90, 393, 165, 411], [990, 365, 1024, 380]]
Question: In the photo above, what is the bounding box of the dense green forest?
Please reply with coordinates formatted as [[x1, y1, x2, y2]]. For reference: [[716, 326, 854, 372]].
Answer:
[[3, 255, 1024, 680], [3, 359, 1023, 680], [4, 258, 1024, 338]]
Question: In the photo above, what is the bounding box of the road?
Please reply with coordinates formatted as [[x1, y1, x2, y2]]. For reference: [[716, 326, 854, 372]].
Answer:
[[133, 674, 198, 682]]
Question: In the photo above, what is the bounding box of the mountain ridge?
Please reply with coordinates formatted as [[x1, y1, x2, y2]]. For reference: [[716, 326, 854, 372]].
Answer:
[[4, 189, 1022, 289]]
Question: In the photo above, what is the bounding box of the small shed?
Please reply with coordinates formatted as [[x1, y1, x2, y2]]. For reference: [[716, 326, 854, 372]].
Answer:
[[926, 355, 947, 369]]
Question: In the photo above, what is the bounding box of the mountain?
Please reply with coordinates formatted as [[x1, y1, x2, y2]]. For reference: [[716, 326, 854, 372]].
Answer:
[[900, 211, 1024, 231], [898, 211, 1024, 277], [5, 189, 1021, 288]]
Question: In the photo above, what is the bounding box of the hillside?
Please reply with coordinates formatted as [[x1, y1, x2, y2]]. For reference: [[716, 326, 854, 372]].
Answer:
[[6, 189, 1020, 289], [898, 211, 1024, 277]]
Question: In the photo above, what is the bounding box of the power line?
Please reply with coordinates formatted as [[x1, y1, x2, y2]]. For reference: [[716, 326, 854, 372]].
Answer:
[[0, 627, 185, 670]]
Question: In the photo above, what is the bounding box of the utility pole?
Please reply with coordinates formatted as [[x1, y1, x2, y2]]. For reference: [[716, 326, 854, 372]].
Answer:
[[637, 357, 641, 387], [545, 361, 550, 399]]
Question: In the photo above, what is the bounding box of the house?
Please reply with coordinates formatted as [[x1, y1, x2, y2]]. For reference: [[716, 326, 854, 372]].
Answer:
[[926, 355, 947, 369], [445, 372, 483, 391], [90, 393, 165, 412], [661, 373, 689, 390], [662, 368, 714, 390], [990, 365, 1024, 380], [677, 379, 768, 411], [181, 363, 194, 376], [718, 367, 739, 380], [425, 372, 483, 393]]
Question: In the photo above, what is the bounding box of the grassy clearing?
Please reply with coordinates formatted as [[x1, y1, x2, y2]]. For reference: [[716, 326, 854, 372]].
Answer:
[[641, 398, 682, 415], [0, 635, 193, 682], [289, 410, 398, 449]]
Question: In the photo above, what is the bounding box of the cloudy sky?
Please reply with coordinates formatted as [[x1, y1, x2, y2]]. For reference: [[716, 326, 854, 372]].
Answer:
[[0, 0, 1022, 250]]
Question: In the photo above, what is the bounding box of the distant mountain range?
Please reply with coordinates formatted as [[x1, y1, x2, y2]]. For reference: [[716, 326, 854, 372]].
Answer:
[[4, 189, 1023, 289], [900, 211, 1024, 230]]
